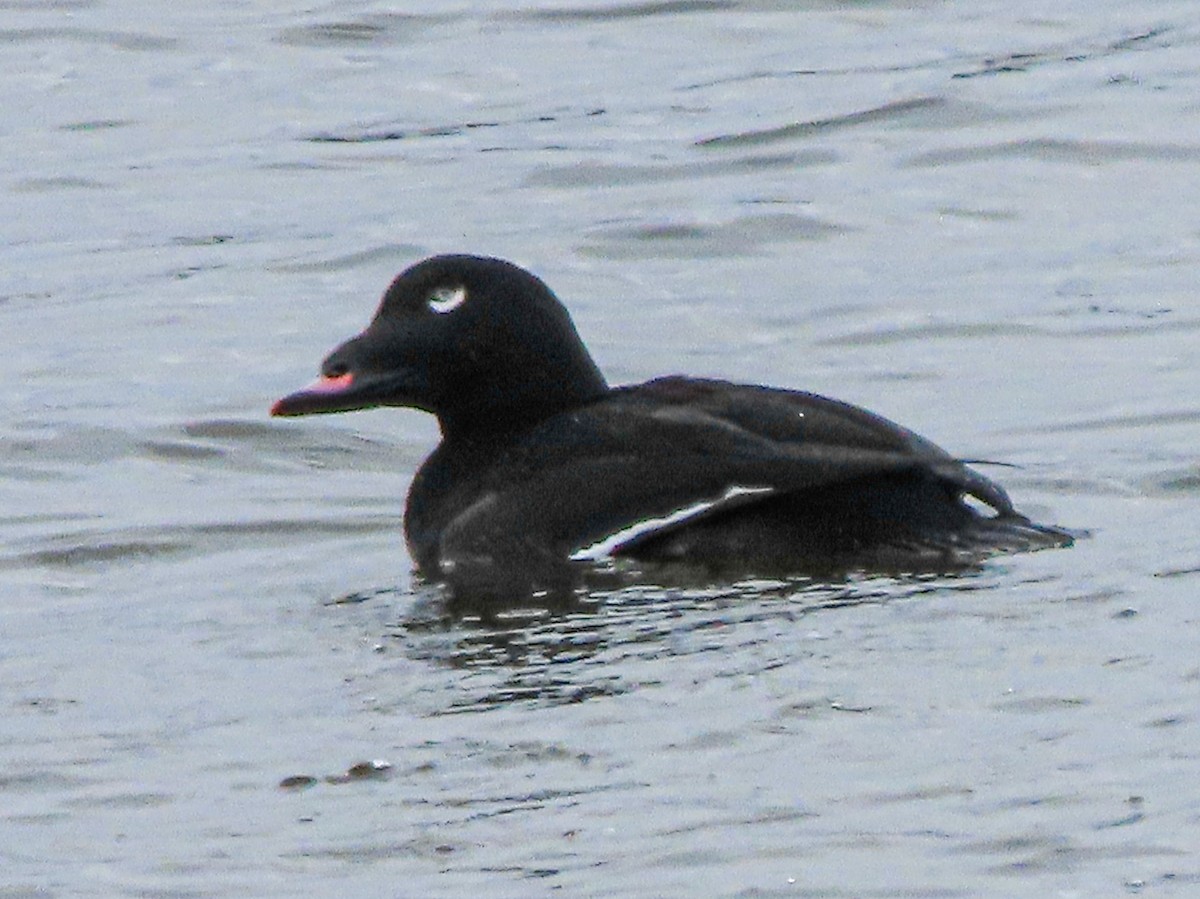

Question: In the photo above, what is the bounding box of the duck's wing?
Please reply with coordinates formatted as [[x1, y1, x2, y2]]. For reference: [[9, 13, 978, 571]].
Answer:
[[432, 377, 1009, 576], [624, 376, 1018, 514]]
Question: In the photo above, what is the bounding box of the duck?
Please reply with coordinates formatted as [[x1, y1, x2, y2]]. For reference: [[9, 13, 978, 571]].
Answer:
[[272, 254, 1072, 593]]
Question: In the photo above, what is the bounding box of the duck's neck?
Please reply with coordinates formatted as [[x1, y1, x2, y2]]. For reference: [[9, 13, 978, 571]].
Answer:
[[436, 369, 609, 445]]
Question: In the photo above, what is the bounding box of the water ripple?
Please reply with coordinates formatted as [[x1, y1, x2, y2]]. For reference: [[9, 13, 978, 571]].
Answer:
[[0, 26, 175, 50], [526, 150, 837, 188], [307, 107, 606, 144], [1, 516, 397, 570], [275, 13, 448, 48], [697, 96, 946, 149], [581, 212, 843, 258], [906, 138, 1200, 167], [380, 571, 1014, 713], [498, 0, 734, 22]]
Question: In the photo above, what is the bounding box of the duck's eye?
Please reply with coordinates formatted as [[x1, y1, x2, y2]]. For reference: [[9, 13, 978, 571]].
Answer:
[[428, 285, 467, 314]]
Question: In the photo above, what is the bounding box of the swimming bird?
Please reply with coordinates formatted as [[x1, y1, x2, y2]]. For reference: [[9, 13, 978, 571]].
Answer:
[[272, 254, 1071, 593]]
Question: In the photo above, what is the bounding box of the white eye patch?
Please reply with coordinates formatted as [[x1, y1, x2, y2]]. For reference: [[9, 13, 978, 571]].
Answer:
[[428, 285, 468, 314]]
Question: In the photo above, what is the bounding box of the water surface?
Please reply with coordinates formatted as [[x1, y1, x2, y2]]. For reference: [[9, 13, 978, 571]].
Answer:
[[3, 1, 1200, 896]]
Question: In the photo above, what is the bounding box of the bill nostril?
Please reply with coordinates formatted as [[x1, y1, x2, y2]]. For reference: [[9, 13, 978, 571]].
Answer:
[[324, 361, 349, 378]]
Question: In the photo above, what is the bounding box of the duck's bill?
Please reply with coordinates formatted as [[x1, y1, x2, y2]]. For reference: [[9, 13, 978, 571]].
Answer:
[[271, 373, 375, 417]]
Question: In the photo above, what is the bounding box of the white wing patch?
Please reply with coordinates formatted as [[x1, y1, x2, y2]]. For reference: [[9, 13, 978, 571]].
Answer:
[[569, 485, 774, 562], [428, 284, 468, 314]]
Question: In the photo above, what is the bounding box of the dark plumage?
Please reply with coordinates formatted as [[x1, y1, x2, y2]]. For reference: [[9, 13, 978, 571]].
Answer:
[[272, 254, 1072, 592]]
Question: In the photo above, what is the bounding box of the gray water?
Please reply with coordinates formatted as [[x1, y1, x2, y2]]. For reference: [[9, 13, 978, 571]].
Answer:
[[4, 1, 1200, 896]]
